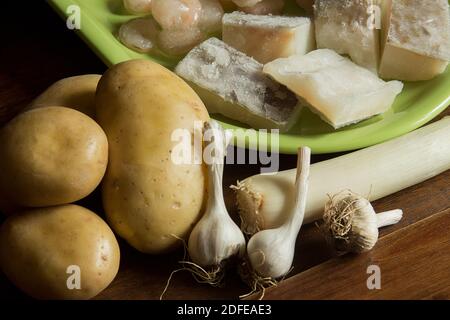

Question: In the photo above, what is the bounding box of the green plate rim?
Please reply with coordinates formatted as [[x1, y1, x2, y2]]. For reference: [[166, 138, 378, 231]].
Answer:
[[47, 0, 450, 154]]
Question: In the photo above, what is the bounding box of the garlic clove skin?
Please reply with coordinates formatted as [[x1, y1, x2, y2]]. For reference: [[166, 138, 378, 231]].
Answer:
[[187, 120, 245, 270], [246, 147, 311, 280], [188, 211, 246, 267], [247, 226, 295, 279], [322, 191, 403, 254], [376, 209, 403, 228], [352, 206, 403, 253], [349, 197, 379, 253]]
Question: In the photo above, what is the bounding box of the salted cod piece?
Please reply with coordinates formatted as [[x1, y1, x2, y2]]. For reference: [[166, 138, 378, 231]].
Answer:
[[222, 12, 315, 64], [175, 38, 300, 131], [379, 0, 450, 81], [314, 0, 381, 74], [264, 49, 404, 129]]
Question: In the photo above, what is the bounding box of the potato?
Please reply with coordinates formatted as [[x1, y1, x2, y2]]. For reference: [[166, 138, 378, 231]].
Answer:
[[0, 107, 108, 207], [0, 205, 120, 300], [27, 75, 101, 119], [96, 59, 209, 254]]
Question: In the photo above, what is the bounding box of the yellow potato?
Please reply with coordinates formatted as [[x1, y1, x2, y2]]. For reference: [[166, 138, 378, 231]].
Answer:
[[0, 107, 108, 207], [96, 59, 209, 254], [27, 75, 101, 119], [0, 205, 120, 300]]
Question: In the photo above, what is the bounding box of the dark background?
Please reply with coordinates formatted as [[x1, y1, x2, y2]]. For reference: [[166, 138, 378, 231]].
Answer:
[[0, 1, 104, 300]]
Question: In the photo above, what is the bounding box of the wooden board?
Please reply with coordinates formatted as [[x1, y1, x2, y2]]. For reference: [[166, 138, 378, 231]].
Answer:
[[0, 1, 449, 300], [252, 209, 450, 300]]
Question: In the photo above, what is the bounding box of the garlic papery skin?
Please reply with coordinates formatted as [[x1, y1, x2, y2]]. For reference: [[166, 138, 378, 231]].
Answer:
[[187, 120, 246, 270], [247, 224, 296, 279], [321, 191, 403, 254], [247, 147, 311, 279], [376, 209, 403, 228]]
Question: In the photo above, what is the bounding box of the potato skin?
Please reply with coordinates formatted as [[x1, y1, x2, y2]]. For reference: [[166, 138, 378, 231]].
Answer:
[[0, 205, 120, 300], [96, 59, 209, 254], [0, 107, 108, 207], [27, 75, 101, 119]]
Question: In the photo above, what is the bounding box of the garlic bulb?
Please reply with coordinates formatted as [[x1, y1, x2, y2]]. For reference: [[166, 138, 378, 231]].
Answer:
[[321, 190, 403, 254], [246, 147, 311, 280], [187, 120, 246, 280]]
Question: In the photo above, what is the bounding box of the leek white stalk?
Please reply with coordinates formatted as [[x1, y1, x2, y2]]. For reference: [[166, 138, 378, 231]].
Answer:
[[247, 147, 311, 279], [187, 120, 246, 283], [321, 190, 403, 254], [234, 117, 450, 235]]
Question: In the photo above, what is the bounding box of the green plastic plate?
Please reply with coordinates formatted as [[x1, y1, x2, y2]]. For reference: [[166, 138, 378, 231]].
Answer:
[[48, 0, 450, 154]]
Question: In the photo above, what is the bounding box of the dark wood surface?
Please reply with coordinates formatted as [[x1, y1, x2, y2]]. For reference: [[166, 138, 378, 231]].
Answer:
[[257, 208, 450, 300], [0, 2, 449, 300]]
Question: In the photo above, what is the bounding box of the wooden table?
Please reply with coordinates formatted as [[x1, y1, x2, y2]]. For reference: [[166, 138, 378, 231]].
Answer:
[[0, 2, 449, 300]]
